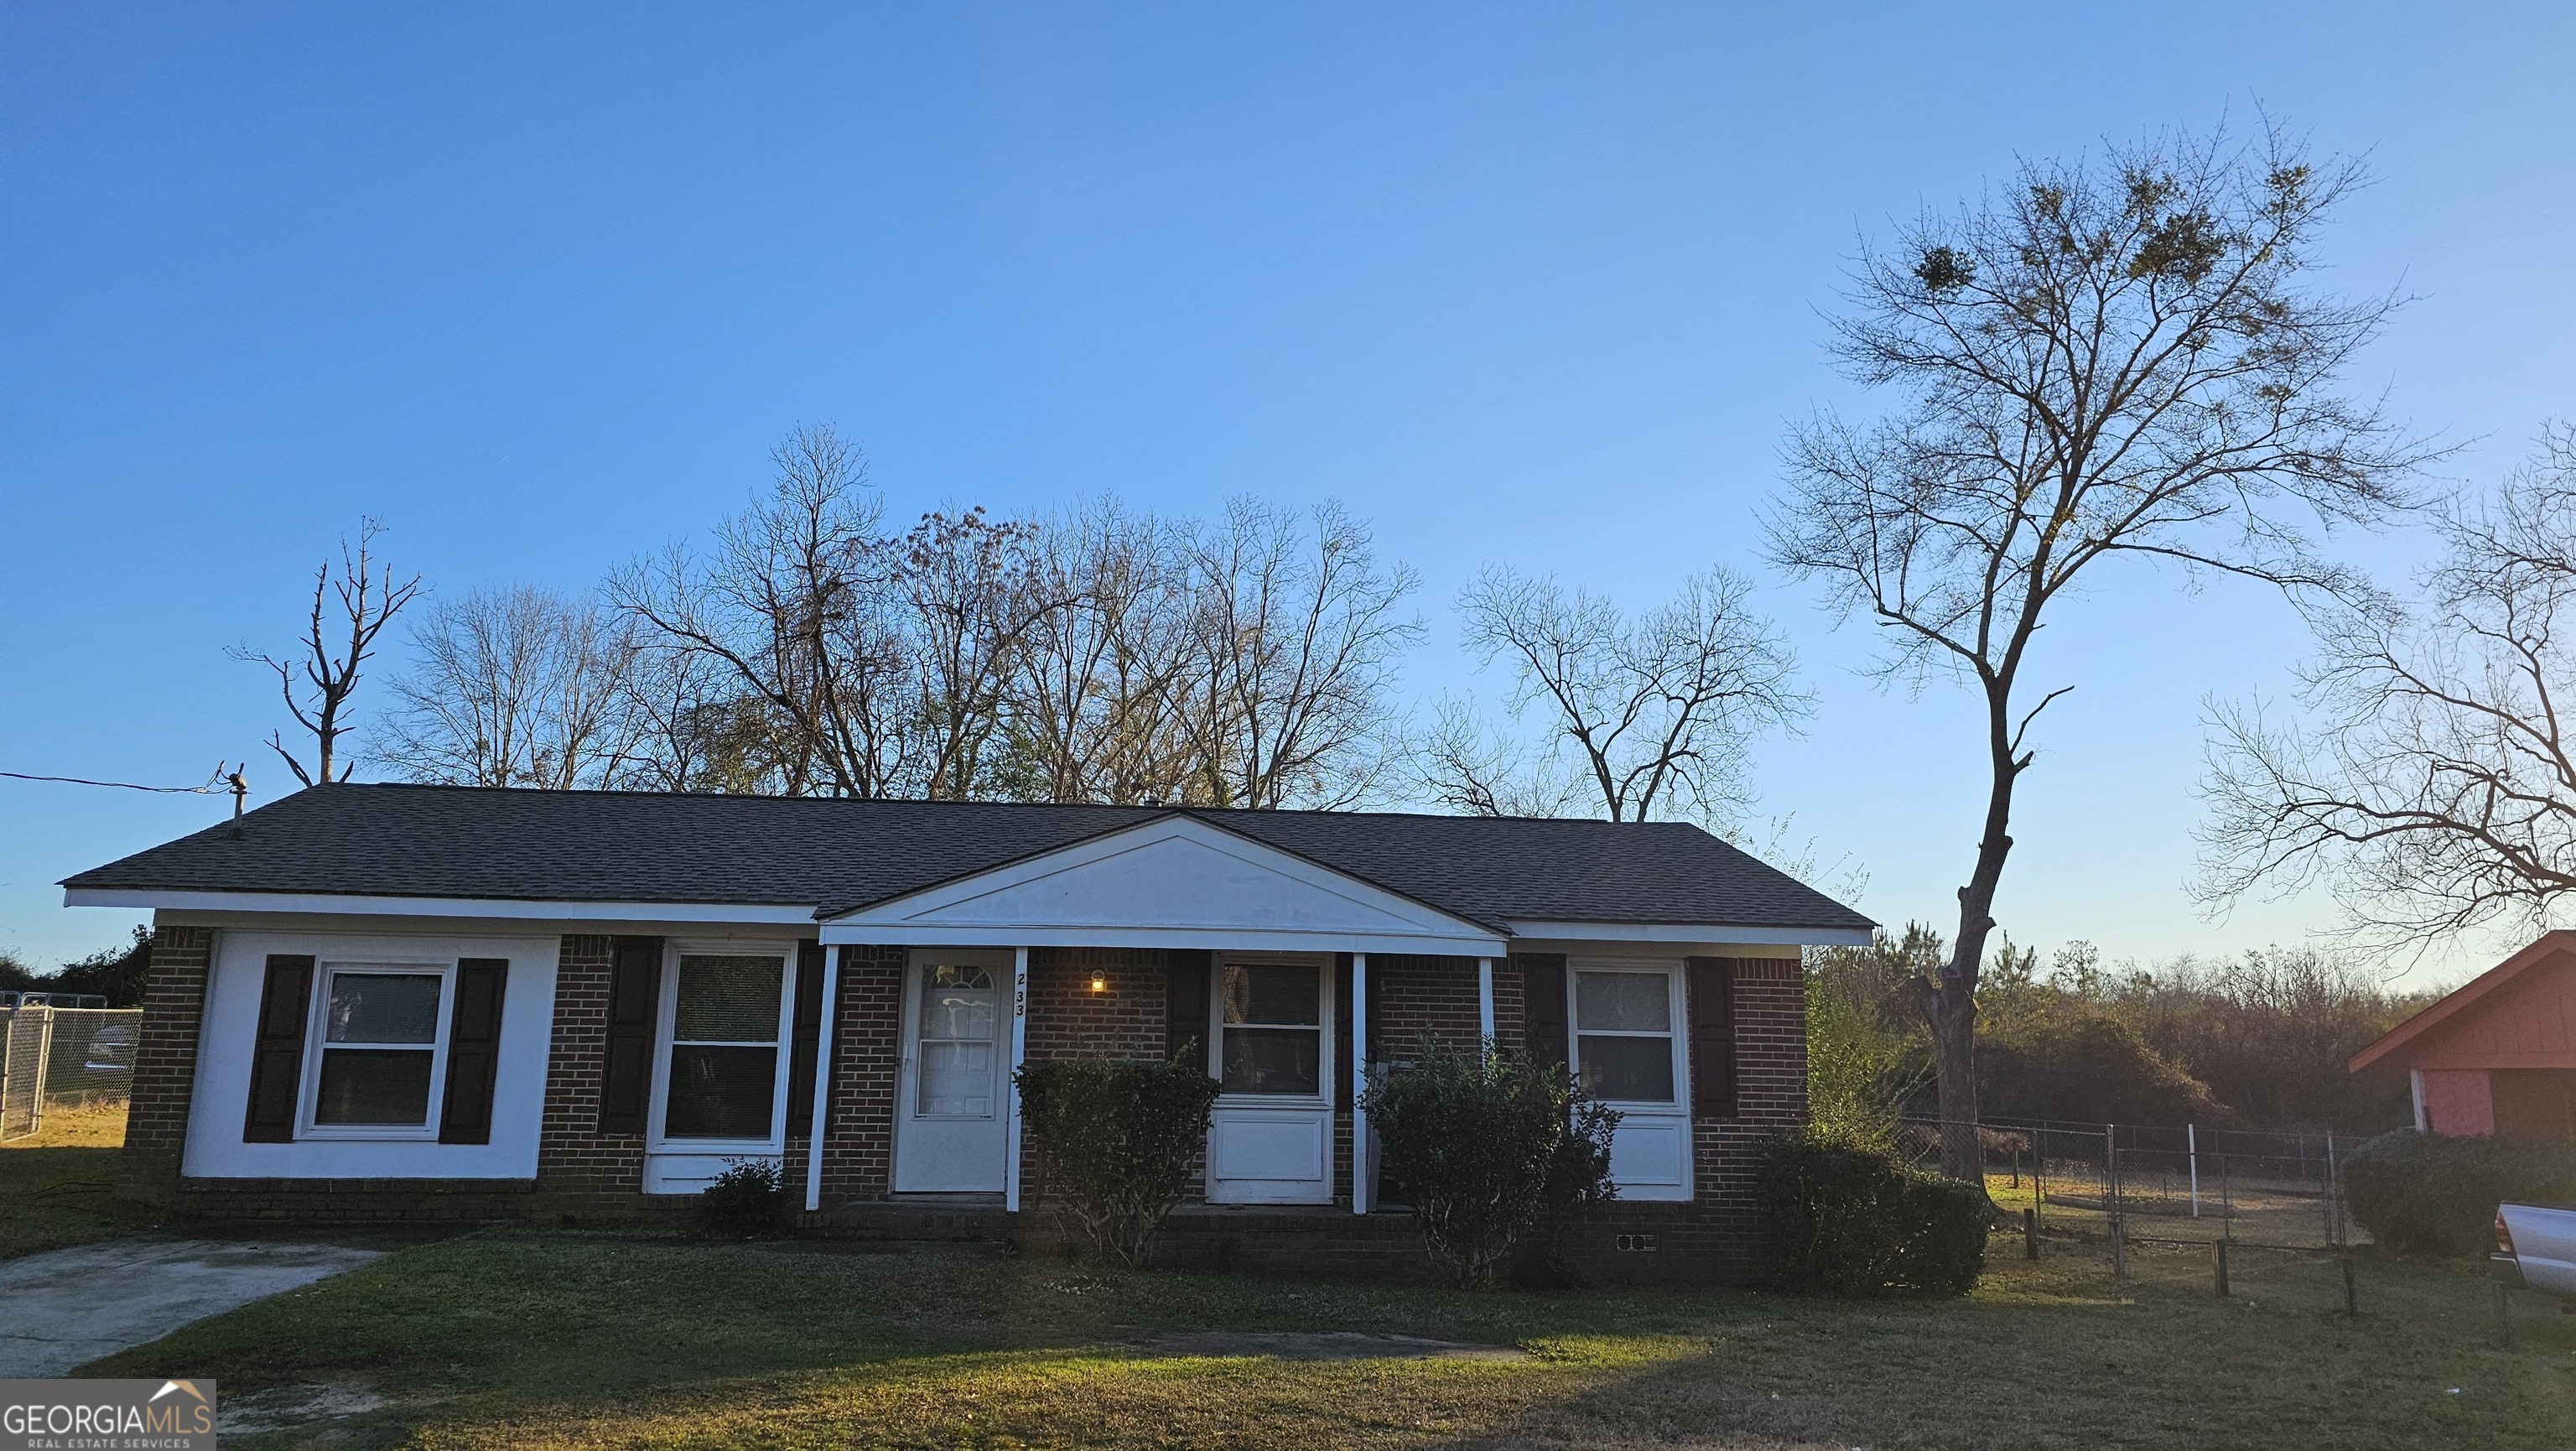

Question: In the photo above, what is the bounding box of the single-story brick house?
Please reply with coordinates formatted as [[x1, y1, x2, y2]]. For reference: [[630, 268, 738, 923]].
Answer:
[[2350, 931, 2576, 1142], [64, 784, 1871, 1280]]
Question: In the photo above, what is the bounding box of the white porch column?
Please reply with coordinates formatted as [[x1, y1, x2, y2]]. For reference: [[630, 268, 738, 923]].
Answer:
[[1005, 946, 1031, 1212], [1478, 957, 1496, 1046], [2410, 1068, 2428, 1132], [1351, 951, 1369, 1214], [804, 944, 841, 1213]]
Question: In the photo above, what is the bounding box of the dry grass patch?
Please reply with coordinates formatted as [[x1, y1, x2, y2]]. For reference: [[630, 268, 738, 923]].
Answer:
[[0, 1098, 158, 1258]]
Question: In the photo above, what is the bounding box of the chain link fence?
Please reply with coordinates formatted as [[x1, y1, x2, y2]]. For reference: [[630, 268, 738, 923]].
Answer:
[[1895, 1115, 2366, 1253], [0, 1005, 142, 1140]]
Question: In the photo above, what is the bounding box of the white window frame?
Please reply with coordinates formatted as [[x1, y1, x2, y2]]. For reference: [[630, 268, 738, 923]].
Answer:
[[298, 960, 455, 1142], [647, 939, 798, 1156], [1566, 959, 1690, 1111], [1208, 952, 1335, 1105]]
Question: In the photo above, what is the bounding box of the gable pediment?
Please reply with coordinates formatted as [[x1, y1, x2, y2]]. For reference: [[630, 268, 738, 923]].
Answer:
[[818, 814, 1504, 953]]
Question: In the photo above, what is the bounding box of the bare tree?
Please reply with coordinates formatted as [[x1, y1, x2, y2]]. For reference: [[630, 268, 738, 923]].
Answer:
[[609, 424, 914, 797], [1411, 695, 1588, 819], [233, 519, 423, 788], [902, 507, 1067, 799], [1180, 498, 1423, 809], [1013, 498, 1205, 804], [1764, 121, 2428, 1183], [2203, 425, 2576, 948], [374, 585, 636, 788], [1445, 565, 1804, 824]]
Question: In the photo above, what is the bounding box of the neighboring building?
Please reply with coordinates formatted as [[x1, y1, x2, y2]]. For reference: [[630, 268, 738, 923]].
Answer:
[[2350, 932, 2576, 1142], [62, 784, 1871, 1281]]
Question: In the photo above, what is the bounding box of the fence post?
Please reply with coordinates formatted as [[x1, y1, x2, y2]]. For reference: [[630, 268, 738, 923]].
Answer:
[[2213, 1239, 2231, 1298], [2188, 1122, 2200, 1218], [2024, 1207, 2039, 1261], [2032, 1127, 2044, 1216], [2341, 1254, 2358, 1317], [2220, 1142, 2233, 1240], [29, 1008, 52, 1140], [2106, 1122, 2123, 1277], [2324, 1130, 2341, 1248]]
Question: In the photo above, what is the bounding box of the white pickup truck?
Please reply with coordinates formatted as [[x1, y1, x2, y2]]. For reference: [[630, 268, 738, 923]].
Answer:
[[2495, 1203, 2576, 1303]]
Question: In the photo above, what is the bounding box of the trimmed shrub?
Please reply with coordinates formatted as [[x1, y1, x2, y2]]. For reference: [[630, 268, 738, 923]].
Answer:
[[699, 1158, 787, 1237], [1016, 1054, 1221, 1266], [2342, 1130, 2576, 1256], [1755, 1136, 1988, 1296], [1363, 1038, 1618, 1290]]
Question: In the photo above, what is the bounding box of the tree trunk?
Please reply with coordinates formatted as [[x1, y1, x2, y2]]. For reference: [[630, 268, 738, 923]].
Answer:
[[1927, 682, 2023, 1190]]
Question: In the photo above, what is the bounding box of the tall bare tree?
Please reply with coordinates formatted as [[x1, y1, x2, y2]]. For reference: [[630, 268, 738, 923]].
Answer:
[[1442, 565, 1804, 824], [1013, 498, 1205, 804], [234, 519, 423, 788], [1181, 498, 1422, 809], [2203, 425, 2576, 947], [1765, 121, 2427, 1183], [610, 424, 913, 797], [374, 585, 636, 788], [903, 507, 1067, 799]]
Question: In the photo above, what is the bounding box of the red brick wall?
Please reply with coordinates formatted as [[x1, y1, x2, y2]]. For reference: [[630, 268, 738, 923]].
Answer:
[[815, 945, 904, 1203], [531, 934, 647, 1209], [116, 922, 216, 1208], [1368, 954, 1520, 1057], [1689, 956, 1805, 1278], [1026, 947, 1167, 1062], [1014, 947, 1176, 1205]]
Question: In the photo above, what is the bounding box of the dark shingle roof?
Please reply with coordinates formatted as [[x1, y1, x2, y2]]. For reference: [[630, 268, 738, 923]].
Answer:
[[62, 784, 1872, 935]]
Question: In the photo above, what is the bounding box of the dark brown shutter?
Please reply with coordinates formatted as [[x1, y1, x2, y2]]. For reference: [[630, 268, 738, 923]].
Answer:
[[1517, 954, 1568, 1073], [1166, 949, 1212, 1072], [597, 936, 662, 1135], [1686, 956, 1738, 1117], [786, 941, 827, 1127], [243, 954, 315, 1142], [437, 959, 511, 1145]]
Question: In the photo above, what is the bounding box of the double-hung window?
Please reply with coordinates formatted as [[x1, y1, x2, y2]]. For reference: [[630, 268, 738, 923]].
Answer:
[[310, 966, 448, 1132], [1572, 968, 1678, 1105], [660, 950, 790, 1142], [1218, 960, 1322, 1096]]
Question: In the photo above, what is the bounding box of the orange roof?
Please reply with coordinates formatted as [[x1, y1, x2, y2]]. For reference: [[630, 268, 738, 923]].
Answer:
[[2349, 930, 2576, 1074]]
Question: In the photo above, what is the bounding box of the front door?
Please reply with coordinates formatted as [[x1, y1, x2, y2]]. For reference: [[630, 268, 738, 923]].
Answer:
[[893, 950, 1010, 1194], [1205, 953, 1336, 1204], [1566, 960, 1693, 1200]]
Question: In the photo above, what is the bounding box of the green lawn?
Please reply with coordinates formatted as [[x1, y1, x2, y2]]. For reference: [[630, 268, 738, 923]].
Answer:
[[71, 1223, 2576, 1448], [0, 1099, 161, 1259]]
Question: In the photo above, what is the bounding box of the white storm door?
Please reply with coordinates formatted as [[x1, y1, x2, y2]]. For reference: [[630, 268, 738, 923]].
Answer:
[[894, 950, 1010, 1194], [1205, 954, 1334, 1205], [1569, 962, 1693, 1201]]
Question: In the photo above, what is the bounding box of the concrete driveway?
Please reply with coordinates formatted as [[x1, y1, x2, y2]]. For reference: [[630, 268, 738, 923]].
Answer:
[[0, 1238, 384, 1376]]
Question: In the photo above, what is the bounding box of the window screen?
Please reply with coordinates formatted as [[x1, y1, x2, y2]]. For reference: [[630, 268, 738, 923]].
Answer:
[[1574, 970, 1675, 1103], [664, 954, 784, 1140], [1220, 961, 1322, 1095], [314, 970, 443, 1126]]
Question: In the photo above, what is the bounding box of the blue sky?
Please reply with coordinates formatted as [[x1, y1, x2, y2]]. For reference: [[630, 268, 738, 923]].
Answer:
[[4, 4, 2571, 979]]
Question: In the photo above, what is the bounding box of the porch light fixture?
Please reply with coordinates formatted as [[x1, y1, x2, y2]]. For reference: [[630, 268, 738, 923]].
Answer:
[[1089, 974, 1108, 993]]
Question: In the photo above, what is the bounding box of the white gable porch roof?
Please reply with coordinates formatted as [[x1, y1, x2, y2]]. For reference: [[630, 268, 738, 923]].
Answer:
[[817, 814, 1508, 954]]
